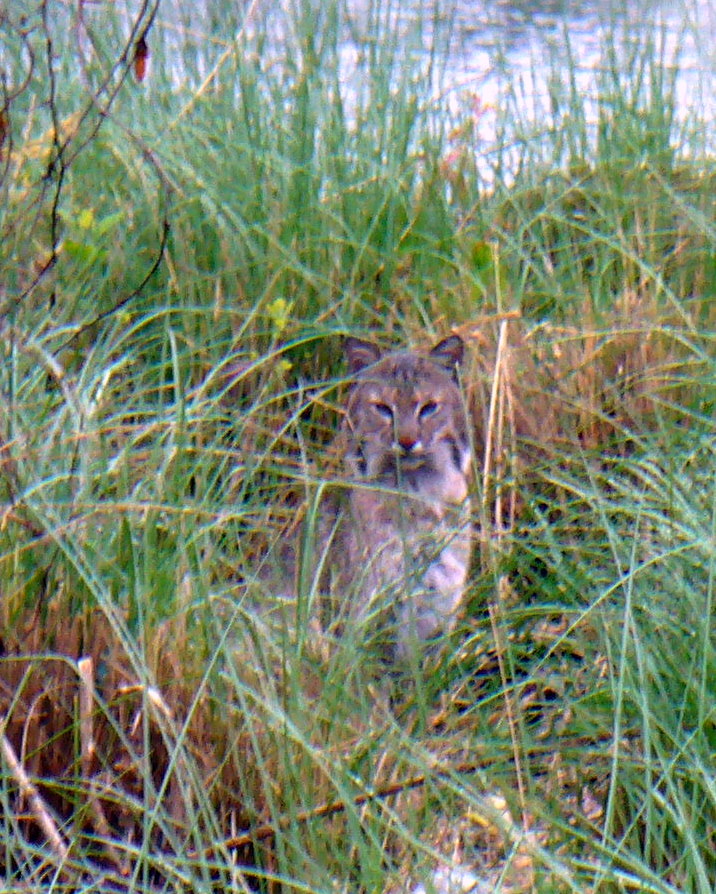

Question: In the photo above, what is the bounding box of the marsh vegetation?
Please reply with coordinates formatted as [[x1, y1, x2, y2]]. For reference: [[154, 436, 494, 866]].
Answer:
[[0, 0, 714, 891]]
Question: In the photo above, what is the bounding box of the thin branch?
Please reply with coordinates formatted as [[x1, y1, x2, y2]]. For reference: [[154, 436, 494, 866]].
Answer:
[[15, 0, 162, 308], [69, 0, 161, 168], [203, 758, 489, 856], [78, 658, 129, 875], [1, 718, 71, 867], [60, 215, 170, 350]]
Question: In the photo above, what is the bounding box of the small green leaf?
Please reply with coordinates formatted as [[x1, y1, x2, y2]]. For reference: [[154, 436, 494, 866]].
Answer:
[[77, 208, 95, 230], [469, 240, 494, 271], [95, 211, 125, 237], [63, 239, 99, 264]]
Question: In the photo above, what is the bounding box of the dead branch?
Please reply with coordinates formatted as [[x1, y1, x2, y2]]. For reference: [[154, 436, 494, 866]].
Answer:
[[0, 716, 71, 868]]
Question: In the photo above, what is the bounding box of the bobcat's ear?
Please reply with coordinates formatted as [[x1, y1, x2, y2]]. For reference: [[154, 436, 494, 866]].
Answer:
[[344, 337, 382, 374], [429, 335, 464, 372]]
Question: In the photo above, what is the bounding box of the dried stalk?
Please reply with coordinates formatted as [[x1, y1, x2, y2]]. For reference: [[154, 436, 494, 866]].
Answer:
[[77, 657, 128, 875], [1, 717, 71, 867]]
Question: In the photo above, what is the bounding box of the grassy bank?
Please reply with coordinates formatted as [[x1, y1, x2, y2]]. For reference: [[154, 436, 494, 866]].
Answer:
[[1, 0, 714, 891]]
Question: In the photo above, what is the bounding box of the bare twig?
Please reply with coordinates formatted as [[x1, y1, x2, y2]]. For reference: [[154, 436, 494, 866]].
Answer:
[[0, 717, 71, 867], [60, 215, 171, 350], [204, 758, 489, 856], [13, 0, 164, 310], [77, 658, 129, 875], [70, 0, 161, 167], [77, 657, 96, 779]]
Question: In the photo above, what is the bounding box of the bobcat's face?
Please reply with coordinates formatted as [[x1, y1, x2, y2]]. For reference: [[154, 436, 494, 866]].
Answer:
[[343, 336, 470, 496]]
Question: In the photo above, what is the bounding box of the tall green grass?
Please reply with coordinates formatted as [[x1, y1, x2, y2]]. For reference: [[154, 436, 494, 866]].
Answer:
[[1, 0, 715, 892]]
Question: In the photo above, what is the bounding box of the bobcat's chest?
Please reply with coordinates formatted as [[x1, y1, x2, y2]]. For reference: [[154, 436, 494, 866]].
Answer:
[[345, 486, 471, 586]]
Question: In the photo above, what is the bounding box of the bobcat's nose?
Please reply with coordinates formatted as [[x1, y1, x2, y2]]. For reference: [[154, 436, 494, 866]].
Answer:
[[396, 433, 421, 455]]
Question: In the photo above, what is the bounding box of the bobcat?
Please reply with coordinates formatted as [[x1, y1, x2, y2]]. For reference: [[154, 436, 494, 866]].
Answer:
[[333, 334, 473, 658]]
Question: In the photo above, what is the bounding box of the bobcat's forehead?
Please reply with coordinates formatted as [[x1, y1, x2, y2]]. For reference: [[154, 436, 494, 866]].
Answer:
[[372, 353, 451, 386], [347, 353, 459, 409]]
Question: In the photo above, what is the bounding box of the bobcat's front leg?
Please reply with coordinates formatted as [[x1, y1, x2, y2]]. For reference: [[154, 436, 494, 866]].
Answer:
[[395, 529, 471, 658]]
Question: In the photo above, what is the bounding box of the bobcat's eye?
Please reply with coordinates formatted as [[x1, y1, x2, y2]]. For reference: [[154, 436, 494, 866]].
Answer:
[[418, 400, 439, 420], [373, 402, 394, 420]]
